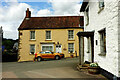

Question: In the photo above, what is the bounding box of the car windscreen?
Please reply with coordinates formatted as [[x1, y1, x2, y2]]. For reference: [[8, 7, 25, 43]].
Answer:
[[39, 52, 45, 54], [45, 52, 52, 54]]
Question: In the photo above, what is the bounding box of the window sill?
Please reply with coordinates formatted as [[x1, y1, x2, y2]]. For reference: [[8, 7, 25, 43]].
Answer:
[[98, 7, 104, 14], [45, 39, 52, 41], [98, 52, 106, 56], [68, 39, 75, 41], [29, 53, 35, 55], [29, 39, 36, 41], [68, 52, 75, 54]]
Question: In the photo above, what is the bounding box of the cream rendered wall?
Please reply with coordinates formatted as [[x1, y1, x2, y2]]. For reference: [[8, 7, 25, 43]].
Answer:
[[83, 0, 120, 77], [18, 28, 83, 62]]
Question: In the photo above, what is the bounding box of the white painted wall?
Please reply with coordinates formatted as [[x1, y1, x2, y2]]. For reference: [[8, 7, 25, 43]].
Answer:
[[83, 0, 120, 77], [118, 1, 120, 77]]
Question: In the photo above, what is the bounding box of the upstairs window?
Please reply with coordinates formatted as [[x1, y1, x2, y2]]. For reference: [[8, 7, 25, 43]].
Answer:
[[30, 31, 35, 40], [99, 0, 104, 9], [98, 0, 104, 13], [46, 31, 51, 40], [68, 30, 74, 40]]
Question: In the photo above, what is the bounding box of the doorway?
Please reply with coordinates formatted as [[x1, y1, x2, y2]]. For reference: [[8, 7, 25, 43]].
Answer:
[[56, 45, 62, 53]]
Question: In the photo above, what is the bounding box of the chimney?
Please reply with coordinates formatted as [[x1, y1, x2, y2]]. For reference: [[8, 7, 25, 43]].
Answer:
[[26, 8, 31, 18]]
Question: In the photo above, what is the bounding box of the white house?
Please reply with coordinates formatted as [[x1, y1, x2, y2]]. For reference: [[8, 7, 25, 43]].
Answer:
[[77, 0, 120, 79]]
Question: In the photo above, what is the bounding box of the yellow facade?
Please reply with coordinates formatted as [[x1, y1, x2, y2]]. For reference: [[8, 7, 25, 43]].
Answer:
[[18, 28, 83, 62]]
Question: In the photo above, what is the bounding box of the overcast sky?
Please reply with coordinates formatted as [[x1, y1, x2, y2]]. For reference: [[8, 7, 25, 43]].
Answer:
[[0, 0, 83, 40]]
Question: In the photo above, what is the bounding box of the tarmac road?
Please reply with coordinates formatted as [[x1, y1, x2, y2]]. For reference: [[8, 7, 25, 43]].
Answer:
[[2, 57, 107, 80]]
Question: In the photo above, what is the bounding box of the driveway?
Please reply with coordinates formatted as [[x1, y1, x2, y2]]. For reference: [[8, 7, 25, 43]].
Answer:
[[2, 58, 107, 79]]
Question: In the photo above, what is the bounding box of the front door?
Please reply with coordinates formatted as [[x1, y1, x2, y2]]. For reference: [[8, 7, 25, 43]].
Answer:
[[56, 45, 62, 53]]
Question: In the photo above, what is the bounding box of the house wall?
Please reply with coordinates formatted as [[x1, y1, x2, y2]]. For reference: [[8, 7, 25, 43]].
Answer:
[[18, 28, 83, 62], [83, 0, 119, 77], [118, 1, 120, 77]]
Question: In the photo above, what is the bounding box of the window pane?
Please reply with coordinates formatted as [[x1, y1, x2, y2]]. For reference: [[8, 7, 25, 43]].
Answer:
[[42, 46, 53, 51], [68, 43, 74, 53], [46, 31, 51, 39], [30, 31, 35, 39], [68, 30, 74, 39], [99, 29, 106, 53], [30, 44, 35, 54], [99, 0, 104, 8]]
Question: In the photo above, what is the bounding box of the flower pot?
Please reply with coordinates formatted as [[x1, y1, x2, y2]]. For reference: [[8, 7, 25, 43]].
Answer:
[[82, 64, 90, 67], [70, 55, 73, 58], [88, 66, 100, 74]]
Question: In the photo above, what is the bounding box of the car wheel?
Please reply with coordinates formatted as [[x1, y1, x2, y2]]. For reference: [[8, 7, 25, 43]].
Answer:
[[55, 56, 60, 60], [37, 57, 42, 62]]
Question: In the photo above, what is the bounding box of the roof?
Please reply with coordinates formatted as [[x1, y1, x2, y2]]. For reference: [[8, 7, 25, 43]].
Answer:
[[80, 0, 89, 12], [18, 16, 84, 30]]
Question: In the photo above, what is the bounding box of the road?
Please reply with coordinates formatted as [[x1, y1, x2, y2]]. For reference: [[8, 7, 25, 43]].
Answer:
[[2, 58, 107, 79]]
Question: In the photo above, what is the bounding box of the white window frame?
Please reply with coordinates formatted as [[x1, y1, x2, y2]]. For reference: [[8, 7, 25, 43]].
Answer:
[[41, 44, 54, 52], [46, 31, 51, 40], [68, 30, 74, 40], [68, 43, 74, 53], [30, 44, 35, 54], [99, 28, 106, 55], [30, 31, 35, 40]]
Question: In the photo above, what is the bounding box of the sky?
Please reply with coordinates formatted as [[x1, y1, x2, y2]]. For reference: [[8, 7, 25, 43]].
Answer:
[[0, 0, 83, 40]]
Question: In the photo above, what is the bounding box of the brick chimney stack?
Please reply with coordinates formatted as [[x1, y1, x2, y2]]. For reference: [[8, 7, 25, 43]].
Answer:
[[26, 8, 31, 18]]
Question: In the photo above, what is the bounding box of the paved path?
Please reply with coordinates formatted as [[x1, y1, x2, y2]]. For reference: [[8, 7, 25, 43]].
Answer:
[[2, 58, 107, 79]]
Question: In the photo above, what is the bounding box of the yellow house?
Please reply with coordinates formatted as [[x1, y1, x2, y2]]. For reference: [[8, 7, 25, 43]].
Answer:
[[18, 8, 84, 62]]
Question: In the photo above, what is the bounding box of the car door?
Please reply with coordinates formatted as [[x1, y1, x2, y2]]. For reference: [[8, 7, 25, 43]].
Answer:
[[46, 52, 54, 59], [41, 52, 48, 58]]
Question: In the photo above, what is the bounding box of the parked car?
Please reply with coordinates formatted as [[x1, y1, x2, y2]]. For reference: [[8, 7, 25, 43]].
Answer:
[[35, 51, 64, 61]]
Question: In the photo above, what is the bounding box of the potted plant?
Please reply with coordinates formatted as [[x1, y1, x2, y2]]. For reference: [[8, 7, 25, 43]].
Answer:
[[88, 62, 100, 74]]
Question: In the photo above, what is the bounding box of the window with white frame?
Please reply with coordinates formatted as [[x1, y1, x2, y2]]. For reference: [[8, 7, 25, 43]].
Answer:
[[42, 44, 53, 52], [68, 30, 74, 40], [30, 31, 35, 40], [99, 29, 106, 54], [68, 43, 74, 53], [46, 31, 51, 40], [99, 0, 104, 9], [30, 44, 35, 54]]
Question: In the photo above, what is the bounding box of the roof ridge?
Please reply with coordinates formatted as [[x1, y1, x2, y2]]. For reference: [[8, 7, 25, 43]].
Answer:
[[30, 16, 83, 18]]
